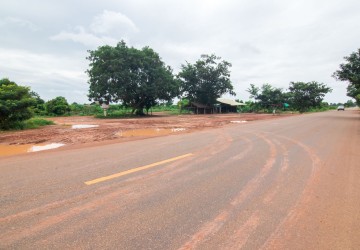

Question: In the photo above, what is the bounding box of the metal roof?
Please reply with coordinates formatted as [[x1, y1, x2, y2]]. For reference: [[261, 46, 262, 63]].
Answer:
[[216, 98, 246, 106]]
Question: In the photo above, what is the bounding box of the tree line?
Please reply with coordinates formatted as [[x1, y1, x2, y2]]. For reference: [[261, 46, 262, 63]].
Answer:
[[1, 43, 359, 130], [246, 81, 332, 113], [86, 41, 235, 115], [87, 41, 358, 114]]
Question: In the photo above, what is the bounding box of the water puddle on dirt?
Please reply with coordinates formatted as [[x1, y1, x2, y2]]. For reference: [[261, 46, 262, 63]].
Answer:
[[117, 128, 186, 137], [72, 124, 99, 129], [0, 143, 65, 157], [230, 120, 248, 123]]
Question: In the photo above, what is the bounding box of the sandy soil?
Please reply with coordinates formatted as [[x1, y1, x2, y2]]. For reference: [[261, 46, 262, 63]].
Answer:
[[0, 113, 294, 146]]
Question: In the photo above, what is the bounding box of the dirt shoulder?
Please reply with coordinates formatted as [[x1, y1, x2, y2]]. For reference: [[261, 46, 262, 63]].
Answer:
[[0, 113, 295, 146]]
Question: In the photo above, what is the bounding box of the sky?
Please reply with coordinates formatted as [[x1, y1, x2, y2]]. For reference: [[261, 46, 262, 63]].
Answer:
[[1, 0, 360, 104]]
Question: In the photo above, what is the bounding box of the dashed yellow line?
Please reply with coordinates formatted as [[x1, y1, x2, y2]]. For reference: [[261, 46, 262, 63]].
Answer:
[[85, 153, 193, 185]]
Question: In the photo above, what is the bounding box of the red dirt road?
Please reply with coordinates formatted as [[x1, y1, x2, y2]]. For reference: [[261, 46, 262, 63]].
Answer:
[[0, 110, 359, 249]]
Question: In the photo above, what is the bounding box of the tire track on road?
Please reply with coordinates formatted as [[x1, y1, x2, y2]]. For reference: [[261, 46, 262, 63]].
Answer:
[[179, 132, 278, 250], [261, 134, 322, 250]]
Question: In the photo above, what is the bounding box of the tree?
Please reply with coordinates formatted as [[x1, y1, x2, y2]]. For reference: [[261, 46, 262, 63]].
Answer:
[[45, 96, 70, 115], [257, 84, 285, 110], [332, 48, 360, 105], [87, 41, 179, 115], [0, 78, 36, 129], [247, 83, 285, 111], [177, 98, 190, 113], [30, 91, 46, 115], [247, 84, 260, 100], [178, 54, 235, 106], [345, 99, 356, 107], [288, 81, 332, 113]]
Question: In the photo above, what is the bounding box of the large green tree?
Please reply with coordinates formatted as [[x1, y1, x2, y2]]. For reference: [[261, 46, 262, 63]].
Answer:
[[87, 41, 179, 115], [288, 81, 332, 113], [247, 83, 285, 111], [0, 78, 35, 129], [178, 54, 235, 106], [332, 48, 360, 105]]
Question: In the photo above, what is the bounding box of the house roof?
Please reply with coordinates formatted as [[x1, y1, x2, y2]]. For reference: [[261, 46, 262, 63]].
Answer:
[[216, 98, 246, 106]]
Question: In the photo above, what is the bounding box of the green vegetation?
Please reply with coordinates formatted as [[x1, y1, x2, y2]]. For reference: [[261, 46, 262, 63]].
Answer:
[[246, 84, 285, 112], [2, 44, 349, 127], [177, 99, 190, 113], [45, 96, 70, 116], [94, 103, 180, 118], [333, 48, 360, 106], [288, 81, 332, 113], [178, 54, 234, 106], [22, 118, 55, 129], [85, 42, 336, 115], [30, 91, 46, 116], [87, 41, 179, 115], [0, 78, 60, 131], [95, 112, 135, 119], [69, 102, 102, 116], [246, 82, 332, 113], [0, 78, 36, 130], [344, 99, 356, 107], [0, 118, 54, 131]]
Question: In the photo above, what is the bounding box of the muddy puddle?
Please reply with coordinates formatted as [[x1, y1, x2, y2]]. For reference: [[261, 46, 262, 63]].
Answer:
[[0, 143, 65, 157], [230, 120, 248, 123], [72, 124, 99, 129], [117, 128, 186, 137]]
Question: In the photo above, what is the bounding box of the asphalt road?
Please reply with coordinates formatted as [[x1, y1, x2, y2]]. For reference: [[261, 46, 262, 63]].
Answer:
[[1, 110, 359, 249]]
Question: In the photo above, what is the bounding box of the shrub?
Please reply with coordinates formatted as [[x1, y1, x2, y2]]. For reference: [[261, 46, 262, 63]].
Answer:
[[0, 78, 36, 130], [22, 118, 54, 129], [45, 96, 70, 116]]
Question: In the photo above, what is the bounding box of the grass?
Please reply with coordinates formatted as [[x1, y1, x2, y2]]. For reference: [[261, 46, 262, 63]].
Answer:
[[95, 111, 137, 119], [0, 118, 55, 131], [94, 108, 193, 118], [22, 118, 55, 129]]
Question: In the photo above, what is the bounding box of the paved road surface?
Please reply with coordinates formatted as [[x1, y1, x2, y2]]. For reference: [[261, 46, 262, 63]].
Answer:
[[1, 110, 359, 249]]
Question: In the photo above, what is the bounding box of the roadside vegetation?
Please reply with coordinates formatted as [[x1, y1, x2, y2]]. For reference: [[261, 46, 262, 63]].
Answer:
[[244, 81, 332, 113], [1, 45, 359, 130], [333, 48, 360, 107], [20, 118, 55, 130]]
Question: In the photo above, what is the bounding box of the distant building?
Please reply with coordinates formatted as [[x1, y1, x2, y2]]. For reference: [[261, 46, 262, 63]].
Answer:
[[185, 99, 246, 114], [215, 98, 246, 113], [185, 102, 213, 114]]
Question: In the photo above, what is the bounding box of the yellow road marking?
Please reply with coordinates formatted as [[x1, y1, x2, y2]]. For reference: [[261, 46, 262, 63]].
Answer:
[[85, 153, 193, 185]]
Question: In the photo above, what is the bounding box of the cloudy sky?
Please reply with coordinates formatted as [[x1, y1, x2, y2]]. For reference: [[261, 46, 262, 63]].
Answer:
[[1, 0, 360, 104]]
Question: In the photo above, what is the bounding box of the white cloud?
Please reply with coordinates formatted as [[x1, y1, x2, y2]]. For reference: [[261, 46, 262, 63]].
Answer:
[[50, 10, 137, 48], [50, 26, 118, 47], [90, 10, 139, 34]]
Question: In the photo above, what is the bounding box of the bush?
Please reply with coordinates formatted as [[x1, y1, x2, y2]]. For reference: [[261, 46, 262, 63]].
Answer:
[[45, 96, 70, 116], [70, 103, 103, 116], [0, 78, 36, 130], [22, 118, 54, 129], [0, 118, 54, 130]]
